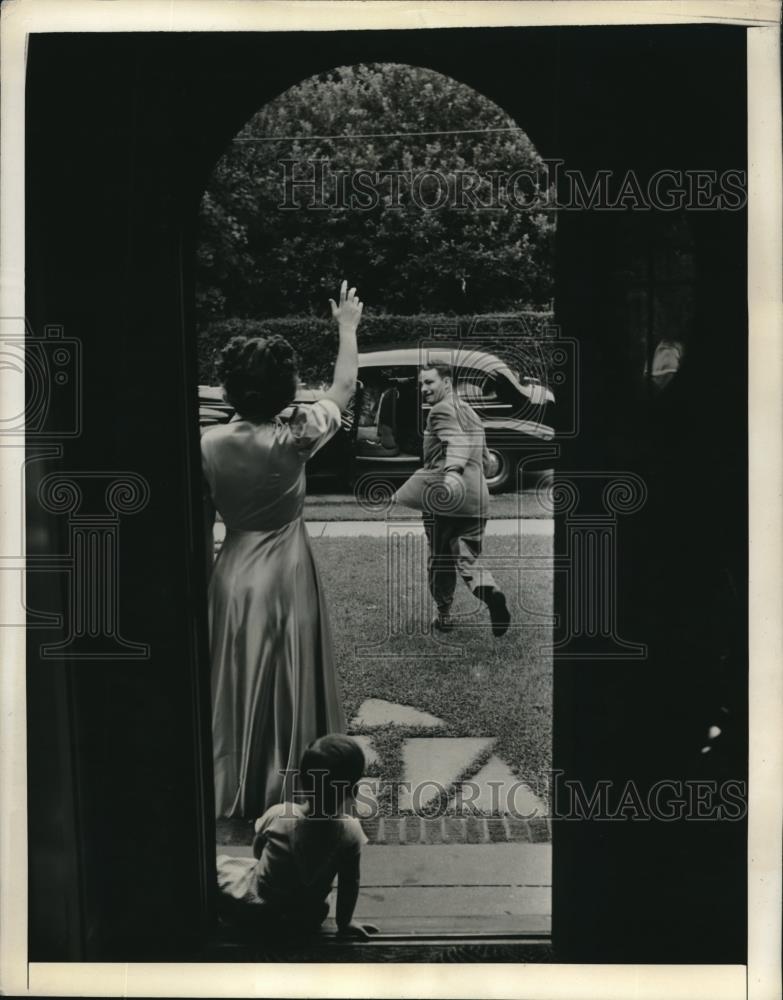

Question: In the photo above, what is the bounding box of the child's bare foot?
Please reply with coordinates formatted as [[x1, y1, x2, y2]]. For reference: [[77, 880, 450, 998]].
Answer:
[[337, 921, 380, 939]]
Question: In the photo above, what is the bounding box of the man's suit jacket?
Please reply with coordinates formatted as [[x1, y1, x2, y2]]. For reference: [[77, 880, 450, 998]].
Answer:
[[394, 392, 491, 518]]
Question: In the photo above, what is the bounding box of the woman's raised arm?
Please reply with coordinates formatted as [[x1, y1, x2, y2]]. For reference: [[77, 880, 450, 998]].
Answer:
[[324, 279, 362, 413]]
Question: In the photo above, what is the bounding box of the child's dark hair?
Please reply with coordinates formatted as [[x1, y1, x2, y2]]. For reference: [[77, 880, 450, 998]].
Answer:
[[216, 333, 298, 421], [298, 734, 365, 818]]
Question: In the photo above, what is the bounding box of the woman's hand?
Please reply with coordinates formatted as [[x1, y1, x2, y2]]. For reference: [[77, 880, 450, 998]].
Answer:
[[329, 279, 363, 332], [324, 279, 361, 413]]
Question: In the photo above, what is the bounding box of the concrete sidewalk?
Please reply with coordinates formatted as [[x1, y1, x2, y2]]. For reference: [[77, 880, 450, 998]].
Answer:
[[215, 517, 553, 542], [307, 517, 553, 538], [217, 842, 551, 935]]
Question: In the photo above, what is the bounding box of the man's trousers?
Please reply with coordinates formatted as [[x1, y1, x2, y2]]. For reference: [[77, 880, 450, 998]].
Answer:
[[422, 514, 497, 614]]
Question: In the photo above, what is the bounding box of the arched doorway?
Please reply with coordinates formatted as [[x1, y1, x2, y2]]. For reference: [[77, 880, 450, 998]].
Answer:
[[197, 62, 555, 936]]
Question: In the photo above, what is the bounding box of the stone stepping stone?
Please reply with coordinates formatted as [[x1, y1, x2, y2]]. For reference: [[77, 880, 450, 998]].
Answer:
[[447, 755, 546, 817], [348, 737, 381, 819], [399, 737, 494, 811], [354, 778, 380, 819], [352, 734, 380, 769], [350, 698, 445, 730]]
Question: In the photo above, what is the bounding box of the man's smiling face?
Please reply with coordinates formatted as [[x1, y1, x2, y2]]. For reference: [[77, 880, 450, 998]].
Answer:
[[420, 367, 450, 406]]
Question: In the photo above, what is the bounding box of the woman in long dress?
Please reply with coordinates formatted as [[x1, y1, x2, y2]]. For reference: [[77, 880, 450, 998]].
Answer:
[[202, 281, 363, 819]]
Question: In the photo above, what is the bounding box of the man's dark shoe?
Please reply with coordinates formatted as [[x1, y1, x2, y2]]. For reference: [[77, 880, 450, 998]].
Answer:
[[475, 586, 511, 637], [432, 612, 455, 633]]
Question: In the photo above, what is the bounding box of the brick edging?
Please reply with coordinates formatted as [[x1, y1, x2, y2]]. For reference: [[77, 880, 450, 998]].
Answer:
[[216, 815, 552, 847], [360, 815, 551, 845]]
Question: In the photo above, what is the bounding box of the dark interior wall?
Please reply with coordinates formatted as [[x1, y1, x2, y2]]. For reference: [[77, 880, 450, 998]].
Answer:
[[25, 34, 222, 961], [25, 26, 746, 962], [550, 29, 747, 963]]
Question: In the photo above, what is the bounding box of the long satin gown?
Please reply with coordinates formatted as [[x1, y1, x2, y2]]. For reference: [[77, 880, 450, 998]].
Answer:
[[202, 398, 346, 819]]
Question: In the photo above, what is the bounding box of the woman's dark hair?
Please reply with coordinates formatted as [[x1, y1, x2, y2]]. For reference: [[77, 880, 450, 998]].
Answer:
[[216, 333, 298, 420], [298, 734, 365, 818]]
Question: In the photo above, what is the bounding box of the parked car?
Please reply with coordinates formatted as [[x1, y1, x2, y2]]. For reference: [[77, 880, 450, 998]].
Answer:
[[199, 345, 556, 493]]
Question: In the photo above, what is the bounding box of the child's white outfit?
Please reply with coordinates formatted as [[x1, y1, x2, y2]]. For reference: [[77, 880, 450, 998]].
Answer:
[[217, 802, 367, 928]]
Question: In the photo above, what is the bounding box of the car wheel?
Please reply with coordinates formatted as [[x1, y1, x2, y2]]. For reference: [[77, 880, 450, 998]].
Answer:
[[485, 448, 514, 494], [526, 467, 554, 490]]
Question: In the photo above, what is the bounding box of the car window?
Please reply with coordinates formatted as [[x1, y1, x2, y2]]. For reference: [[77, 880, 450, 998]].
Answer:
[[357, 367, 419, 419], [456, 371, 500, 404], [375, 366, 418, 383], [357, 377, 384, 426]]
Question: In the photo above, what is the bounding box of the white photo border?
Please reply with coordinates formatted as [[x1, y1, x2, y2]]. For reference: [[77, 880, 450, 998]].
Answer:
[[1, 2, 780, 998]]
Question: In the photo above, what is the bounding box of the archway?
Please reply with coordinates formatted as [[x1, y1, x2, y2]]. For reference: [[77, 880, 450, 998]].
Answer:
[[197, 62, 555, 936]]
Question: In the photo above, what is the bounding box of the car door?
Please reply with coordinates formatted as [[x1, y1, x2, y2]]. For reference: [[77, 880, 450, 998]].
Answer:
[[298, 386, 357, 485], [356, 364, 423, 460], [455, 368, 510, 419]]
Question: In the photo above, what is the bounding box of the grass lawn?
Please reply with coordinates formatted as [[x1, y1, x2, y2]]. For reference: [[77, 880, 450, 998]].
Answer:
[[311, 531, 553, 813], [304, 487, 552, 521]]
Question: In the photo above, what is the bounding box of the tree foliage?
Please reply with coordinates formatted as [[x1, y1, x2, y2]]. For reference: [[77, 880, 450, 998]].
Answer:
[[196, 63, 555, 324]]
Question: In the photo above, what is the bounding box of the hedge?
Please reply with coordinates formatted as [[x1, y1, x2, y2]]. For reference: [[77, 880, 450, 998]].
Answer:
[[197, 311, 556, 386]]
